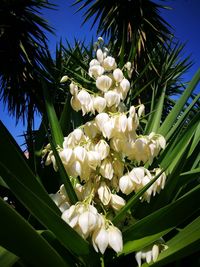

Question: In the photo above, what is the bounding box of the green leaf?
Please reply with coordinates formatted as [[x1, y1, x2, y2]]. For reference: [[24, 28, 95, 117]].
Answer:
[[0, 246, 19, 267], [121, 184, 200, 255], [0, 162, 92, 259], [0, 198, 68, 267], [158, 68, 200, 136], [42, 82, 64, 146], [0, 121, 60, 215], [145, 85, 166, 133], [148, 216, 200, 266]]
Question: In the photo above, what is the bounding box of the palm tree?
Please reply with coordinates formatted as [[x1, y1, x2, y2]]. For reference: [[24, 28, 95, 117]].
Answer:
[[73, 0, 171, 63], [0, 0, 54, 122]]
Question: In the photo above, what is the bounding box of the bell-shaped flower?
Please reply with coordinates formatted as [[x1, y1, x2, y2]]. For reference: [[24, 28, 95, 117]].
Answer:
[[89, 65, 104, 78], [110, 194, 126, 211], [95, 139, 110, 160], [92, 227, 109, 254], [103, 56, 117, 71], [78, 210, 98, 237], [108, 225, 123, 253], [113, 68, 124, 83], [87, 151, 101, 170], [69, 82, 78, 95], [95, 112, 110, 131], [98, 182, 111, 205], [84, 121, 100, 139], [70, 96, 81, 112], [59, 148, 75, 166], [93, 96, 107, 113], [119, 174, 135, 195], [96, 75, 112, 92], [120, 78, 130, 96], [67, 160, 82, 178], [100, 158, 114, 180], [135, 241, 165, 266], [89, 59, 100, 67], [77, 90, 92, 107], [104, 91, 120, 108], [74, 146, 88, 163], [129, 167, 145, 184]]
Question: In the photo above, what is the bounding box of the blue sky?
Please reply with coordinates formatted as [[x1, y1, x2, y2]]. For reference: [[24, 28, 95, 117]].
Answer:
[[0, 0, 200, 149]]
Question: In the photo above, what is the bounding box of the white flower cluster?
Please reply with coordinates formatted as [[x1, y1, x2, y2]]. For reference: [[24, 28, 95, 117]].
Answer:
[[45, 40, 167, 257], [135, 239, 167, 266], [69, 47, 131, 115], [51, 185, 123, 254]]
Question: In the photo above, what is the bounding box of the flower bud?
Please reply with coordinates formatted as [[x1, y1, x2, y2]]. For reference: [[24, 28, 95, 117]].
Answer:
[[108, 226, 123, 253], [138, 104, 145, 117], [60, 75, 68, 83], [96, 49, 104, 63]]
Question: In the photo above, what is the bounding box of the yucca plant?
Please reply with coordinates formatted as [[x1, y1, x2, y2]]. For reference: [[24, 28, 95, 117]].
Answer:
[[0, 38, 200, 267]]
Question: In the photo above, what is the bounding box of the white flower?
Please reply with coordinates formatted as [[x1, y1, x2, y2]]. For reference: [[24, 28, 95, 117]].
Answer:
[[95, 140, 110, 160], [108, 225, 123, 253], [90, 59, 100, 67], [100, 158, 114, 180], [87, 151, 101, 170], [84, 121, 100, 139], [96, 75, 113, 92], [70, 96, 81, 112], [110, 194, 126, 211], [77, 90, 92, 107], [98, 182, 111, 205], [69, 83, 78, 95], [103, 56, 117, 71], [113, 68, 124, 83], [135, 241, 166, 267], [74, 146, 88, 163], [95, 113, 110, 130], [93, 96, 107, 113], [92, 227, 109, 254], [104, 91, 120, 107], [120, 78, 130, 98], [89, 65, 104, 78], [119, 174, 135, 195], [59, 148, 75, 166]]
